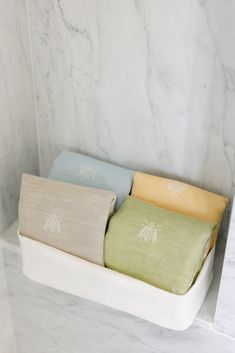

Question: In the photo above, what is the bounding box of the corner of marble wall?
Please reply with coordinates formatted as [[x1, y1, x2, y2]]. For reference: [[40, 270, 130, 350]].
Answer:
[[0, 0, 40, 234]]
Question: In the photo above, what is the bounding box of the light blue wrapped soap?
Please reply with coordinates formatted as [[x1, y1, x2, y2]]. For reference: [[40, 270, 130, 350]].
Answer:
[[48, 151, 134, 209]]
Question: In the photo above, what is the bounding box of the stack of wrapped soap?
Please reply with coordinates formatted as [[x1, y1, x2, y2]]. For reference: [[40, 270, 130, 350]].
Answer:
[[105, 172, 228, 294], [18, 151, 228, 295], [19, 152, 134, 266]]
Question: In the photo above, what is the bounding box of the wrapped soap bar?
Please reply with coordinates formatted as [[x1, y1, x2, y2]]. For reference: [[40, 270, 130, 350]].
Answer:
[[19, 173, 116, 266], [105, 196, 216, 294], [48, 151, 134, 209]]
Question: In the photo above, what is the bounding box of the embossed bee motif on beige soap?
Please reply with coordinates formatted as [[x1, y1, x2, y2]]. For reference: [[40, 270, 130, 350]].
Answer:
[[44, 212, 63, 233], [138, 219, 163, 244]]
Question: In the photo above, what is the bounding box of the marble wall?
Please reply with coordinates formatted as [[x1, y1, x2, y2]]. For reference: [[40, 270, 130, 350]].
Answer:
[[0, 0, 39, 234], [28, 0, 235, 200]]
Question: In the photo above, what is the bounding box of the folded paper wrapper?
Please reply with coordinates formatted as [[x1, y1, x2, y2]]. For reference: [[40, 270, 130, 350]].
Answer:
[[48, 151, 134, 209], [132, 172, 229, 249], [18, 174, 116, 266], [18, 233, 215, 331]]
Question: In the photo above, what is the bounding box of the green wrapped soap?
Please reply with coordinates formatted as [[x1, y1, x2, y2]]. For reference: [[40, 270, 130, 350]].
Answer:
[[104, 196, 216, 294]]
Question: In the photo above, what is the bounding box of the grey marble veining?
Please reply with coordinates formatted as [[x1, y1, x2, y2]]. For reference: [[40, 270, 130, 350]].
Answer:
[[1, 242, 235, 353], [0, 0, 39, 234], [214, 196, 235, 337], [28, 0, 235, 200]]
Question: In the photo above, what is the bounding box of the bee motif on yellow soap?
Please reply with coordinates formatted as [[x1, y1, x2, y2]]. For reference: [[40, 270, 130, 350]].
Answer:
[[164, 180, 186, 200]]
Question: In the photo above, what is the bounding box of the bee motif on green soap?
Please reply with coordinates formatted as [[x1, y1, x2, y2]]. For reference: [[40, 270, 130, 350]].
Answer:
[[138, 219, 163, 244]]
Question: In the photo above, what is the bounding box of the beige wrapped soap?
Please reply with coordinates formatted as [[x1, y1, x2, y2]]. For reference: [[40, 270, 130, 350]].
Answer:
[[18, 174, 116, 266]]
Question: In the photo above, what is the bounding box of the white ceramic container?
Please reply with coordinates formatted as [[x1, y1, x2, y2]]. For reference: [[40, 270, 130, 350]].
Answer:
[[18, 233, 215, 330]]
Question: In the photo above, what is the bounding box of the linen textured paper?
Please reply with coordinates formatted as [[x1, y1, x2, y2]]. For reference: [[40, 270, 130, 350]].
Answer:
[[105, 196, 216, 294], [131, 172, 228, 249], [48, 151, 134, 209], [19, 174, 116, 265]]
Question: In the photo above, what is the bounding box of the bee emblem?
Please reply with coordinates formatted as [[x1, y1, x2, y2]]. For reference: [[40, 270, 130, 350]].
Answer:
[[44, 212, 63, 233], [164, 180, 185, 200], [79, 164, 96, 179], [138, 219, 162, 244]]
